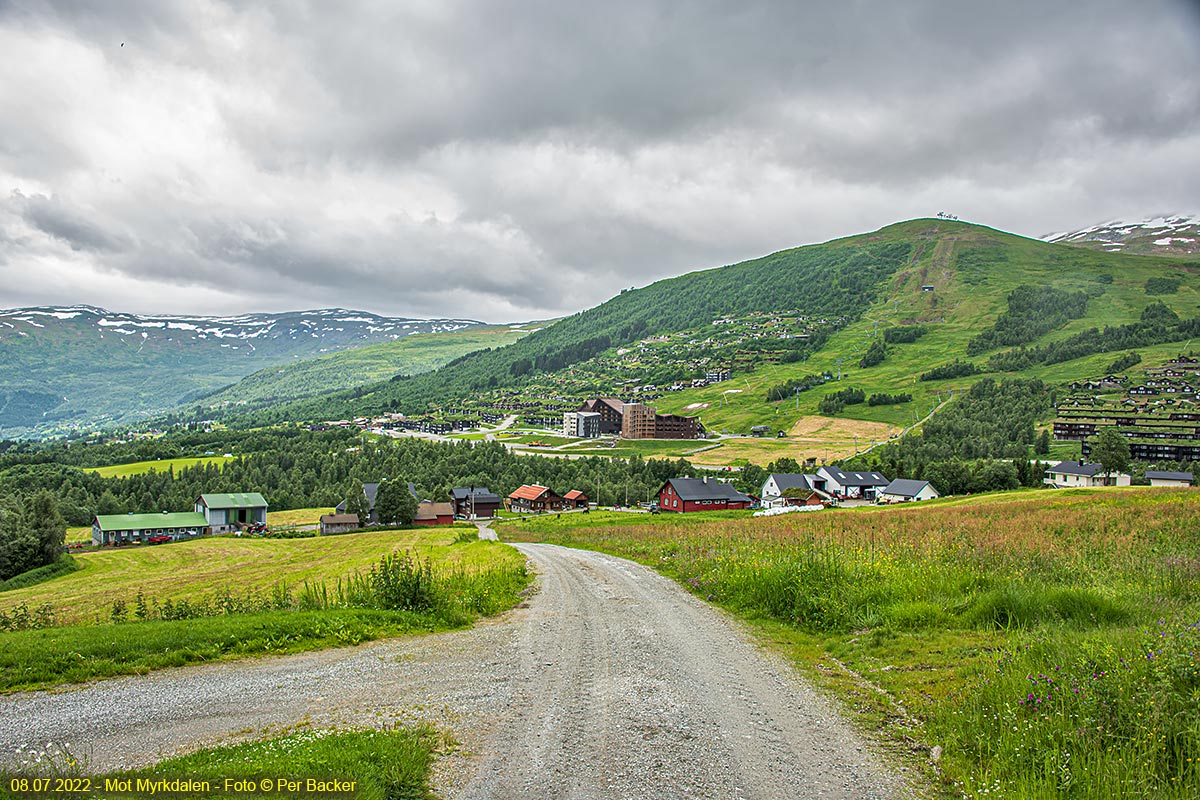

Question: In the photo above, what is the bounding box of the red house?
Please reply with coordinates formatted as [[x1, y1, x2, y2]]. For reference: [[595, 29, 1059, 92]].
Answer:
[[413, 501, 455, 526], [507, 485, 565, 513], [658, 477, 753, 513], [563, 489, 590, 509]]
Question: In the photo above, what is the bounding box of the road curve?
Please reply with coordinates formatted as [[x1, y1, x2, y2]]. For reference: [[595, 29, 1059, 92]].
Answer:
[[0, 544, 907, 799]]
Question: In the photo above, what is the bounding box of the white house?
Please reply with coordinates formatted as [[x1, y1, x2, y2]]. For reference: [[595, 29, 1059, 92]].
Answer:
[[760, 473, 832, 507], [1145, 470, 1194, 487], [816, 466, 890, 500], [1043, 461, 1132, 488], [878, 479, 940, 503]]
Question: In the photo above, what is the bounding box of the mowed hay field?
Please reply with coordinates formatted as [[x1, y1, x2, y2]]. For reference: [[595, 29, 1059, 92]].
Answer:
[[1, 528, 506, 626], [506, 489, 1200, 799], [87, 455, 235, 478]]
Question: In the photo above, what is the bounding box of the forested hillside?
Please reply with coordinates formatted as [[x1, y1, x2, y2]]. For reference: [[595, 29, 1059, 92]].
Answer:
[[221, 238, 914, 424]]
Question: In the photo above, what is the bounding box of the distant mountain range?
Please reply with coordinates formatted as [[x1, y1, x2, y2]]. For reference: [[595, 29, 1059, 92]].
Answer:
[[0, 306, 484, 436], [1042, 214, 1200, 256]]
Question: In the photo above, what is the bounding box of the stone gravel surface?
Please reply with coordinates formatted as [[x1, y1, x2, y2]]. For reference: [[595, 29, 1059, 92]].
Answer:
[[0, 542, 910, 799]]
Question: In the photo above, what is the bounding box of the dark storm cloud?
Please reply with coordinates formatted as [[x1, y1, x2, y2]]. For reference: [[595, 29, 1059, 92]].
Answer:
[[0, 1, 1197, 319]]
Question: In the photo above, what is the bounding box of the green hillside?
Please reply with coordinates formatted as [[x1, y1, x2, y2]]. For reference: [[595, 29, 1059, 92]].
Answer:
[[213, 219, 1200, 460], [187, 325, 532, 415]]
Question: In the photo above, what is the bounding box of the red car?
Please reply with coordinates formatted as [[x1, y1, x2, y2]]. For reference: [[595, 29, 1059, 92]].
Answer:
[[147, 535, 172, 544]]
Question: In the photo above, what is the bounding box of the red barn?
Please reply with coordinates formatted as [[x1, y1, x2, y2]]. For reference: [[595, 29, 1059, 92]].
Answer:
[[413, 501, 455, 526], [657, 477, 753, 513], [563, 489, 590, 509]]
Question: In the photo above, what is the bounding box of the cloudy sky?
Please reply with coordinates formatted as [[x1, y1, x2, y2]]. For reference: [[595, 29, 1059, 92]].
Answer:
[[1, 1, 1198, 322]]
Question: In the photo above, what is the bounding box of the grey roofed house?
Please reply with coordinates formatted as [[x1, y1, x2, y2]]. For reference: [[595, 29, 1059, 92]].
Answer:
[[818, 466, 890, 487], [879, 478, 939, 500], [1048, 461, 1104, 477], [1145, 470, 1194, 484], [663, 477, 754, 503], [450, 487, 502, 503], [335, 481, 382, 522], [770, 473, 814, 492]]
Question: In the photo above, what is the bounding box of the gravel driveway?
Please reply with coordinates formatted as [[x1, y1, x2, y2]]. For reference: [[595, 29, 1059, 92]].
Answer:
[[0, 543, 909, 799]]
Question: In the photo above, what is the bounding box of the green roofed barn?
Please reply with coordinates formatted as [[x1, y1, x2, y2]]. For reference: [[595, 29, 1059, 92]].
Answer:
[[92, 512, 209, 546], [194, 492, 268, 533]]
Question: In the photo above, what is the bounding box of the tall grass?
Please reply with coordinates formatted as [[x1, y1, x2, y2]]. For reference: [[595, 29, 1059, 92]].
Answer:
[[0, 551, 528, 691], [508, 489, 1200, 798]]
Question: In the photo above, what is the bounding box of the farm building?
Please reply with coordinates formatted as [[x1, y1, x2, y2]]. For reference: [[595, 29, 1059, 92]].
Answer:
[[878, 479, 940, 503], [194, 492, 268, 533], [816, 466, 890, 501], [657, 477, 753, 513], [563, 490, 590, 509], [92, 511, 208, 546], [319, 513, 359, 534], [508, 485, 565, 513], [334, 481, 382, 523], [1144, 470, 1193, 487], [450, 487, 502, 518], [414, 501, 455, 526], [760, 473, 832, 507], [578, 398, 625, 434], [1043, 461, 1132, 488]]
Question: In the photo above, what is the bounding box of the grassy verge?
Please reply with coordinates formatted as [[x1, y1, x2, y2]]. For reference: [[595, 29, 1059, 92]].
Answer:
[[2, 725, 443, 799], [0, 557, 81, 593], [503, 489, 1200, 799], [86, 456, 234, 478], [0, 537, 529, 692]]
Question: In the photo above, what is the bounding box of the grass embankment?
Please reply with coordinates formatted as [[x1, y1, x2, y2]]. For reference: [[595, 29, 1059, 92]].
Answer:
[[505, 489, 1200, 799], [266, 507, 328, 527], [3, 726, 442, 800], [0, 530, 527, 691]]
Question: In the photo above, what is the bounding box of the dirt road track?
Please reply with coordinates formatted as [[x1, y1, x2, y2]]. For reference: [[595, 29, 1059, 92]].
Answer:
[[0, 543, 909, 799]]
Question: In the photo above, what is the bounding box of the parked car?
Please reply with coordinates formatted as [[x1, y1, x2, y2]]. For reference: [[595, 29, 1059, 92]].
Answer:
[[147, 535, 172, 545]]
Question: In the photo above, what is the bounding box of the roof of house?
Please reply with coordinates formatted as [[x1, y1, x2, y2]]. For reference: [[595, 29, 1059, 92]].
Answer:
[[767, 473, 813, 493], [509, 484, 558, 501], [320, 513, 359, 525], [818, 467, 890, 487], [1145, 470, 1194, 482], [450, 487, 502, 503], [197, 492, 268, 509], [581, 397, 625, 413], [1048, 461, 1104, 477], [415, 502, 454, 521], [882, 479, 936, 498], [564, 490, 588, 500], [662, 477, 753, 503], [95, 512, 208, 531]]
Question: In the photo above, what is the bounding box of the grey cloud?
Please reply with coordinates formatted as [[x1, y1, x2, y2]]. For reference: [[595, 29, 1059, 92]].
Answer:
[[9, 191, 131, 252]]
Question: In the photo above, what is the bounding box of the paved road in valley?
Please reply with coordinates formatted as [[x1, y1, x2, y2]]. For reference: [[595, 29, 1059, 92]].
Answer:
[[1, 541, 908, 799]]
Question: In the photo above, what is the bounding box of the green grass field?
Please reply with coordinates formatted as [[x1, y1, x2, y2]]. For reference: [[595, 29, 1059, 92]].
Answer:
[[504, 488, 1200, 798], [87, 455, 234, 478], [0, 528, 510, 627], [265, 507, 328, 527]]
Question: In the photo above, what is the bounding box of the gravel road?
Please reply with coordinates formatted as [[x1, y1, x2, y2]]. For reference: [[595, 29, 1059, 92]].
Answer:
[[0, 542, 909, 799]]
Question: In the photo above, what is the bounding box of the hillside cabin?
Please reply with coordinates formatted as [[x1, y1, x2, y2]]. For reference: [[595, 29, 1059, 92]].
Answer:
[[450, 487, 502, 518], [92, 511, 209, 546], [563, 489, 590, 509], [816, 466, 890, 501], [334, 481, 381, 524], [1043, 461, 1132, 488], [195, 492, 268, 533], [1145, 470, 1194, 487], [319, 513, 359, 534], [508, 484, 565, 513], [878, 479, 940, 503], [414, 501, 455, 526], [658, 477, 753, 513]]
